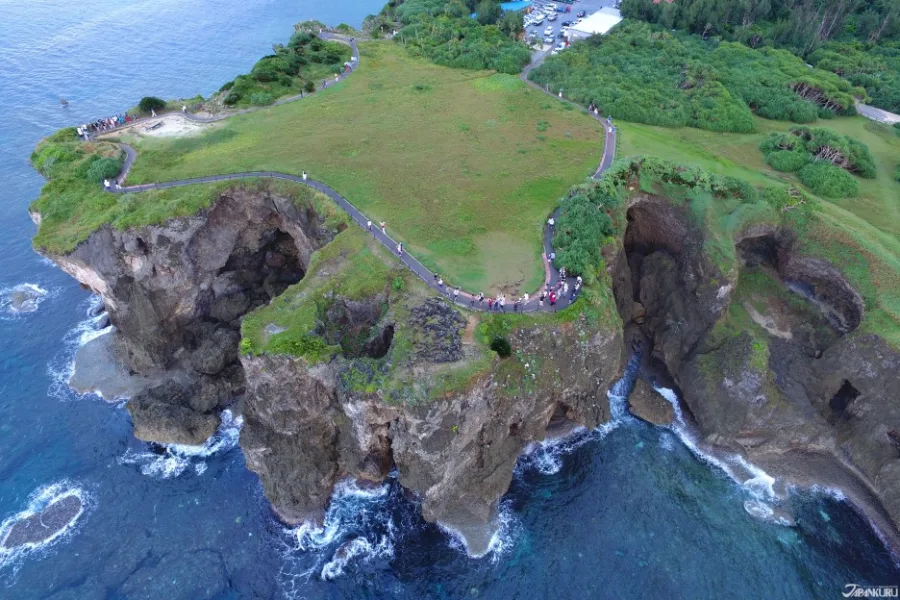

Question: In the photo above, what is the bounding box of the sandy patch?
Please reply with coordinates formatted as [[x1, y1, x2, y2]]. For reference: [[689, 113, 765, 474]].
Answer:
[[744, 301, 792, 340], [104, 113, 213, 138]]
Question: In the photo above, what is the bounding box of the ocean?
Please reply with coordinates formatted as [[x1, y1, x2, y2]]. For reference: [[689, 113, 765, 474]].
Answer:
[[0, 0, 898, 597]]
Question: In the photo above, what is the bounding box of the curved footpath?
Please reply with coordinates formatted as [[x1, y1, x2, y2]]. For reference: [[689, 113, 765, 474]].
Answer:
[[104, 39, 616, 314]]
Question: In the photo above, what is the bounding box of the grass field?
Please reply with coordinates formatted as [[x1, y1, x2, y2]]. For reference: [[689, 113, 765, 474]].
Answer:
[[122, 41, 605, 294]]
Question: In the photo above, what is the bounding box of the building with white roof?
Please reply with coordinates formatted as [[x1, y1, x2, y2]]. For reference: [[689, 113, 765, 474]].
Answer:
[[566, 7, 623, 41]]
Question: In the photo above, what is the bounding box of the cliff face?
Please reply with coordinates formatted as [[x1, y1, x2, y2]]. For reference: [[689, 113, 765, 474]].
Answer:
[[43, 186, 335, 444], [240, 294, 622, 555], [612, 193, 900, 548]]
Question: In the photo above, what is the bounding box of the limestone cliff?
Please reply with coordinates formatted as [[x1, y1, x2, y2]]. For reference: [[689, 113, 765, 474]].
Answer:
[[611, 190, 900, 550], [39, 184, 336, 444]]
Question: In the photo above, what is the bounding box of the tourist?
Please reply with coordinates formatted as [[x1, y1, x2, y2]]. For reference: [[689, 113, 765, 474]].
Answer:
[[499, 296, 505, 312], [563, 281, 569, 295], [182, 105, 187, 113], [367, 220, 372, 233], [477, 292, 485, 304], [380, 221, 386, 234], [454, 288, 459, 301], [549, 251, 556, 262], [302, 171, 308, 181], [539, 292, 545, 308], [549, 291, 557, 309], [397, 243, 403, 256], [559, 267, 566, 280], [438, 277, 444, 289], [103, 179, 110, 190], [488, 298, 494, 309], [576, 275, 583, 286], [548, 216, 555, 231], [514, 298, 520, 312], [151, 108, 157, 117], [323, 79, 327, 88]]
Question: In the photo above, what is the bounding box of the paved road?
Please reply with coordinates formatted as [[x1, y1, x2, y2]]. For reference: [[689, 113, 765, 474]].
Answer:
[[105, 42, 617, 314], [856, 102, 900, 125]]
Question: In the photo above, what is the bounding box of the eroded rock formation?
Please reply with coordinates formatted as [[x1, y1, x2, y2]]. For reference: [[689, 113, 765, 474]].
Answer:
[[43, 186, 335, 444]]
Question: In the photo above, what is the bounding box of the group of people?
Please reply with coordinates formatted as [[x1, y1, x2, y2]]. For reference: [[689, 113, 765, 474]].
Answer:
[[587, 102, 603, 118], [447, 273, 581, 313], [76, 114, 133, 138]]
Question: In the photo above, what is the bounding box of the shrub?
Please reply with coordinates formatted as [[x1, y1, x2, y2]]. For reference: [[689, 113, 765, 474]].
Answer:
[[895, 164, 900, 182], [138, 96, 166, 114], [219, 80, 234, 92], [489, 337, 512, 358], [223, 91, 241, 105], [765, 149, 809, 173], [554, 193, 615, 276], [249, 92, 274, 106], [798, 162, 859, 198], [86, 157, 122, 183], [304, 80, 315, 93]]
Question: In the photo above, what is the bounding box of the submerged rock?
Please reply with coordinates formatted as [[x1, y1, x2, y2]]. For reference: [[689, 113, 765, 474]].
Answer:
[[1, 494, 82, 549], [127, 380, 221, 445], [3, 283, 47, 314]]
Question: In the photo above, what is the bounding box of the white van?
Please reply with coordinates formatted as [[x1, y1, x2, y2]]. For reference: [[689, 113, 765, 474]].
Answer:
[[544, 25, 554, 36]]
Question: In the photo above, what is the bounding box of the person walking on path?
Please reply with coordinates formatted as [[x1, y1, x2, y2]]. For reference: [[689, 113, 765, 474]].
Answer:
[[488, 298, 494, 310], [548, 216, 554, 232], [367, 220, 373, 234], [454, 288, 460, 302], [549, 291, 557, 309], [523, 292, 529, 305], [380, 222, 386, 235], [499, 296, 506, 312], [397, 243, 403, 257], [477, 292, 484, 305], [302, 171, 308, 181], [438, 277, 444, 290], [182, 105, 187, 114], [150, 108, 157, 117], [514, 298, 520, 312], [539, 292, 545, 308]]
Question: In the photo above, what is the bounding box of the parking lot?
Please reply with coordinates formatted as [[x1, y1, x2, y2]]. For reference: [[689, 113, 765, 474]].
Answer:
[[522, 0, 619, 51]]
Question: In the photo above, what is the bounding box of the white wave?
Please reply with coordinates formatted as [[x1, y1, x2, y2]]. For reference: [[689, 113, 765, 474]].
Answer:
[[320, 533, 394, 580], [47, 296, 111, 401], [0, 481, 91, 578], [289, 479, 390, 552], [118, 410, 243, 479], [655, 386, 779, 503], [0, 283, 54, 317]]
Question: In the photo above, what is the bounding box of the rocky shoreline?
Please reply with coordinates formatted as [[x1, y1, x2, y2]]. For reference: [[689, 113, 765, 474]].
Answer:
[[40, 181, 900, 557]]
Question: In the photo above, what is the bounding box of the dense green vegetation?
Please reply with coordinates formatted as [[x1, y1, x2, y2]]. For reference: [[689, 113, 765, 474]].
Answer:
[[381, 0, 530, 73], [809, 41, 900, 113], [759, 125, 877, 197], [138, 96, 166, 114], [529, 22, 861, 134], [620, 0, 900, 51], [215, 31, 350, 108], [621, 0, 900, 113]]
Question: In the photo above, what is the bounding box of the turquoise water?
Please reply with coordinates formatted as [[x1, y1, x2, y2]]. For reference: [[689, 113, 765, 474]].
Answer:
[[0, 1, 898, 597]]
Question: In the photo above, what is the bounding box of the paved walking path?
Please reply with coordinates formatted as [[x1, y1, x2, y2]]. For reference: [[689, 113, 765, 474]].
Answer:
[[104, 42, 617, 314], [856, 101, 900, 125]]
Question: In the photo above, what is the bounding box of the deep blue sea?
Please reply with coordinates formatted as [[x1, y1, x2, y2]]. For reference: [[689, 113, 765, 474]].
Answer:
[[1, 1, 898, 598]]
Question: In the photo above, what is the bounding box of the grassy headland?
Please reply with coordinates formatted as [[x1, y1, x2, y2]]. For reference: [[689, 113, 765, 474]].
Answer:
[[120, 41, 604, 293]]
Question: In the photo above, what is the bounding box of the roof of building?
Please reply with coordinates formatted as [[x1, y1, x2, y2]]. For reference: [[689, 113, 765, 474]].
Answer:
[[569, 7, 623, 36]]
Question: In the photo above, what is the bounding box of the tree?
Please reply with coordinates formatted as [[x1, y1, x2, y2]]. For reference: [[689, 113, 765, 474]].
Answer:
[[476, 0, 501, 25], [138, 96, 166, 114], [499, 11, 524, 38]]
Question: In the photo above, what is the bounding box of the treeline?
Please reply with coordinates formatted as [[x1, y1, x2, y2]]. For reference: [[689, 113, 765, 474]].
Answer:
[[620, 0, 900, 51], [371, 0, 530, 74], [620, 0, 900, 113], [528, 21, 861, 133], [216, 30, 350, 107]]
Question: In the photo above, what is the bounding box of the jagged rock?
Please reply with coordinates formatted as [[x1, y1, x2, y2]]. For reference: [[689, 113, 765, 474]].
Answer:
[[407, 298, 467, 363], [190, 328, 240, 375], [628, 379, 674, 425], [127, 380, 220, 445]]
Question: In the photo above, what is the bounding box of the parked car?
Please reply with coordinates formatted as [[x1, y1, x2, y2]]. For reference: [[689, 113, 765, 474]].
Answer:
[[544, 25, 554, 35], [543, 35, 555, 44], [576, 10, 586, 17], [561, 20, 572, 26], [533, 16, 544, 25], [547, 12, 557, 21]]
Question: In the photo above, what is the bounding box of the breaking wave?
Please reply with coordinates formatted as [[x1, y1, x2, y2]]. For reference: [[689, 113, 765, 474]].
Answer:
[[118, 409, 243, 478], [0, 481, 91, 581], [0, 283, 54, 317], [47, 295, 111, 401]]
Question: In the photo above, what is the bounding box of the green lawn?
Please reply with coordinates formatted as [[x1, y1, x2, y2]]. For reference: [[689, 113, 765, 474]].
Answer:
[[122, 41, 605, 294]]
